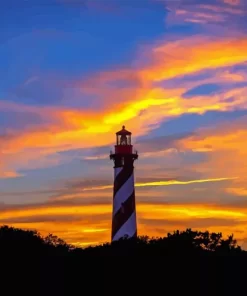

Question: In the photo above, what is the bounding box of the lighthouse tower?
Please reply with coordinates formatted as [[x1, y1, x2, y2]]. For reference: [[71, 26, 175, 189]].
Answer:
[[110, 126, 138, 241]]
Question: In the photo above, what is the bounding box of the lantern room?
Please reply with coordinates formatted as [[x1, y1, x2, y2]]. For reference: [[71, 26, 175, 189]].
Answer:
[[116, 125, 131, 145], [110, 125, 138, 163], [115, 125, 132, 154]]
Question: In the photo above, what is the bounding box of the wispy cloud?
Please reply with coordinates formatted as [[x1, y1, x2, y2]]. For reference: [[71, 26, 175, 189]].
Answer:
[[163, 0, 247, 28], [51, 177, 236, 202], [0, 171, 24, 179]]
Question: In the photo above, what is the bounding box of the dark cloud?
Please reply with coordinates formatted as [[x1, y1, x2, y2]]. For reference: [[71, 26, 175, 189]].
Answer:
[[57, 145, 112, 165], [0, 202, 6, 210], [218, 200, 247, 209], [61, 178, 111, 191], [57, 148, 91, 158], [139, 217, 244, 228], [137, 110, 247, 151], [50, 194, 111, 204], [0, 213, 110, 224], [136, 176, 178, 183], [48, 177, 113, 201], [89, 145, 112, 156], [135, 132, 193, 153], [10, 80, 65, 107], [0, 110, 45, 134], [0, 188, 62, 198], [0, 198, 110, 214]]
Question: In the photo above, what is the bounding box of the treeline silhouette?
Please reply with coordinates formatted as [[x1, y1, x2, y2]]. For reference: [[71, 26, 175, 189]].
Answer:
[[1, 225, 246, 295]]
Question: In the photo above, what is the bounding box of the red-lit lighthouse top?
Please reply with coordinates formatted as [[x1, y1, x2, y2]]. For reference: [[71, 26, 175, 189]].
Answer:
[[110, 125, 138, 163], [115, 125, 132, 154]]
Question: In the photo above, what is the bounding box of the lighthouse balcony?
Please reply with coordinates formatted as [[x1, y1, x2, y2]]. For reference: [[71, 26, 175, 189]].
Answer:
[[115, 145, 133, 154], [110, 148, 138, 161]]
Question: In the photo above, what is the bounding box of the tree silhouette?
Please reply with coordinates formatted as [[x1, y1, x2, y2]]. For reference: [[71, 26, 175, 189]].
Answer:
[[0, 225, 246, 296]]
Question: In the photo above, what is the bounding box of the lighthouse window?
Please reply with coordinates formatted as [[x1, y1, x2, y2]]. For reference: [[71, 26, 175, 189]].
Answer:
[[116, 133, 131, 145], [120, 134, 127, 145]]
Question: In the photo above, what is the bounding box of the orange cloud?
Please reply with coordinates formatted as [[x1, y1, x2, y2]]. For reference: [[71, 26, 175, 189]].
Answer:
[[225, 187, 247, 196], [142, 36, 247, 81], [0, 171, 24, 179], [176, 115, 247, 197], [179, 115, 247, 157]]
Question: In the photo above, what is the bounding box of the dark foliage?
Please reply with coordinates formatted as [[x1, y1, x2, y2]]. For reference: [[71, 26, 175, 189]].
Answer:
[[0, 225, 246, 296]]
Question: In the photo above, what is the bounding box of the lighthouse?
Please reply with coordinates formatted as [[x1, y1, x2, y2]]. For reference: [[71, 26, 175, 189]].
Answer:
[[110, 126, 138, 241]]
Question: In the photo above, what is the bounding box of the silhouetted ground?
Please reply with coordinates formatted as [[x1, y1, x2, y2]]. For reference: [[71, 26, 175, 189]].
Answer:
[[0, 226, 246, 296]]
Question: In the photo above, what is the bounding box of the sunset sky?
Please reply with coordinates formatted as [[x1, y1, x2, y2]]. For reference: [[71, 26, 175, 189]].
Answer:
[[1, 0, 247, 248]]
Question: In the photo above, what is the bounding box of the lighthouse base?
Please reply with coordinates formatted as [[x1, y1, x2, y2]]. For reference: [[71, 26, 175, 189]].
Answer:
[[112, 211, 137, 241]]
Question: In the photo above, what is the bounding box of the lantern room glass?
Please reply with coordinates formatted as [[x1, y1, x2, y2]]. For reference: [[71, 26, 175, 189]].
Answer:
[[117, 134, 131, 145]]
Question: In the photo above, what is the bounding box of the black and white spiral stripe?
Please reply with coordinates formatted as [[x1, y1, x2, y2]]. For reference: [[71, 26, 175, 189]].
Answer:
[[111, 164, 137, 241]]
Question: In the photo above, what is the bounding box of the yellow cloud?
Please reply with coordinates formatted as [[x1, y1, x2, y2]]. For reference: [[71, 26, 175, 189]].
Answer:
[[135, 177, 237, 187], [0, 204, 111, 220]]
